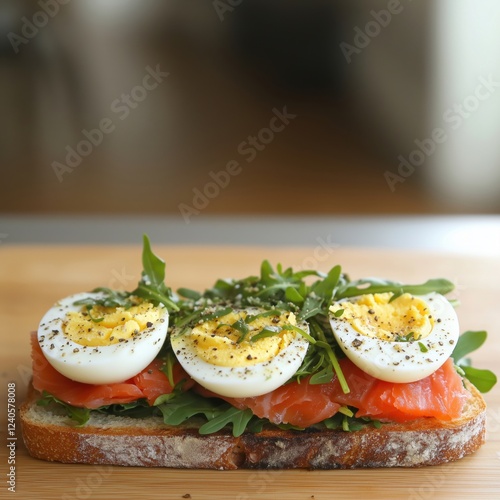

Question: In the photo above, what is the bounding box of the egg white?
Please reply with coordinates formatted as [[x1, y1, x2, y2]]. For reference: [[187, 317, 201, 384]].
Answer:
[[37, 292, 169, 384], [170, 308, 310, 398], [329, 292, 459, 383]]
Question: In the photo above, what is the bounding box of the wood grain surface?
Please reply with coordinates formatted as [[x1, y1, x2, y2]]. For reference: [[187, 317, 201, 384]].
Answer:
[[1, 245, 499, 500]]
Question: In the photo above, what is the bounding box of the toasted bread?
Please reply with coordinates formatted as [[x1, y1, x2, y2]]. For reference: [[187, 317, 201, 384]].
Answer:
[[20, 380, 486, 470]]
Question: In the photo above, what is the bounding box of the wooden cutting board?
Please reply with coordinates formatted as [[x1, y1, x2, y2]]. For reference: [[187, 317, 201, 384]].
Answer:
[[1, 245, 499, 500]]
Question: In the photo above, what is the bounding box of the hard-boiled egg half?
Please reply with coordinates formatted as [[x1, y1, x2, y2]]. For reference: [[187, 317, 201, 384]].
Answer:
[[38, 292, 169, 384], [329, 292, 459, 383], [171, 307, 310, 398]]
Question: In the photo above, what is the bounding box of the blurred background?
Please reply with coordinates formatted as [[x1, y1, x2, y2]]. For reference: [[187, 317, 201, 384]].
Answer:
[[1, 0, 500, 217]]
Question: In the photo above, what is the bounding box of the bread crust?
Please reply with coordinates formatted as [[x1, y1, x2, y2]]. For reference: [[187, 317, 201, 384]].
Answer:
[[20, 380, 486, 470]]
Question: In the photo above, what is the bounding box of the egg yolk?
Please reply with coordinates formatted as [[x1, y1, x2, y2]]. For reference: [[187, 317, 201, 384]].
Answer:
[[330, 292, 434, 341], [63, 302, 162, 346], [187, 310, 297, 367]]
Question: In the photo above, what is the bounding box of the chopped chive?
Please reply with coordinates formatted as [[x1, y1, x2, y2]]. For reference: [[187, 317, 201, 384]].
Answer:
[[244, 309, 282, 324], [282, 324, 316, 344], [250, 326, 281, 342], [418, 342, 428, 353]]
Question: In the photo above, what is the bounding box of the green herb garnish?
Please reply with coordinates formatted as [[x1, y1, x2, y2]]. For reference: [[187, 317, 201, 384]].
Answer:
[[37, 392, 91, 426], [452, 330, 497, 392], [418, 341, 428, 353], [73, 235, 179, 313]]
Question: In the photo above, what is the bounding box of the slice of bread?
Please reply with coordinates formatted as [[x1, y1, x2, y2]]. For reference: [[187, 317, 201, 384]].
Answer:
[[20, 380, 486, 470]]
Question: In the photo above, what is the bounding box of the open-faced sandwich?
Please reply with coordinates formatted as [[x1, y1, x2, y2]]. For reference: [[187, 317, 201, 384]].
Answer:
[[21, 236, 497, 469]]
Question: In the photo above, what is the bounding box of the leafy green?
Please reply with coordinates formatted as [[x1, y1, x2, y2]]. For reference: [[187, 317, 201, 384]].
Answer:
[[451, 330, 487, 364], [72, 235, 179, 313], [244, 310, 281, 324], [154, 390, 218, 425], [37, 392, 90, 426], [309, 319, 349, 393], [228, 319, 249, 342], [332, 308, 344, 318], [132, 235, 179, 311], [176, 288, 202, 300], [418, 342, 428, 353], [336, 278, 455, 300], [298, 295, 324, 321], [322, 410, 382, 432], [73, 287, 136, 309], [459, 366, 497, 393], [311, 265, 341, 305], [285, 286, 304, 304], [95, 400, 154, 419], [154, 390, 261, 437], [250, 325, 282, 342], [452, 330, 496, 392], [199, 407, 255, 437], [159, 349, 178, 388]]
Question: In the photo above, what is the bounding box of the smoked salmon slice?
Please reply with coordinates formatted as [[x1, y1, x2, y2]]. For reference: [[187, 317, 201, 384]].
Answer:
[[225, 376, 342, 427], [30, 332, 186, 409], [331, 357, 468, 422], [211, 358, 467, 427], [31, 332, 468, 426]]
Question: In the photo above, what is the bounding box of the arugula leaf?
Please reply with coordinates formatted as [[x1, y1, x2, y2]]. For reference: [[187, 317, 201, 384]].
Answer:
[[260, 259, 275, 285], [73, 236, 179, 313], [141, 233, 166, 289], [159, 349, 177, 388], [451, 330, 487, 364], [244, 310, 281, 324], [155, 391, 218, 425], [37, 392, 90, 426], [309, 364, 334, 384], [73, 287, 135, 309], [451, 330, 496, 392], [177, 288, 202, 300], [230, 319, 249, 342], [282, 324, 316, 344], [336, 278, 455, 299], [460, 366, 497, 393], [311, 265, 341, 305], [199, 407, 255, 437], [298, 295, 323, 321], [309, 319, 349, 394], [250, 325, 281, 342], [201, 307, 233, 321], [96, 400, 154, 419], [322, 411, 382, 432], [285, 286, 304, 304], [155, 391, 260, 437], [132, 234, 179, 311]]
